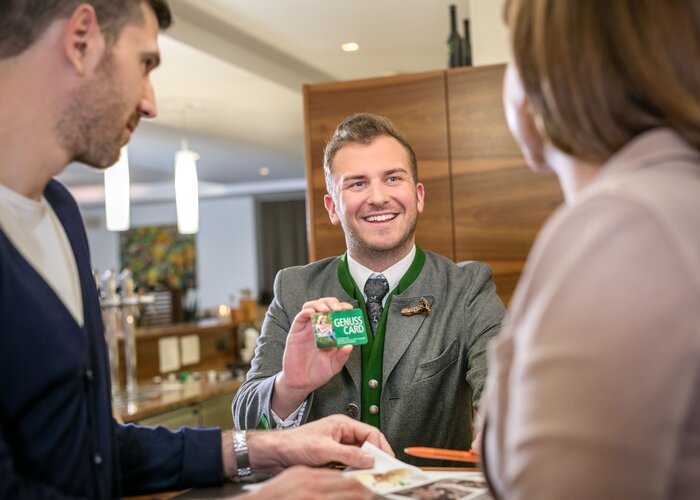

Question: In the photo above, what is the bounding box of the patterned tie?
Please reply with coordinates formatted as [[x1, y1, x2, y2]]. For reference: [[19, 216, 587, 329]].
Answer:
[[364, 274, 390, 335]]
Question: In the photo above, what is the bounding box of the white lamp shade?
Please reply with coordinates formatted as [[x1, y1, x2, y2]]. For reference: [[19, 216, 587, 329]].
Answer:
[[104, 146, 130, 231], [175, 149, 199, 234]]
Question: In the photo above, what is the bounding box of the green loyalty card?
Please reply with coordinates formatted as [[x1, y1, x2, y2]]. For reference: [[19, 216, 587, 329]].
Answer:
[[312, 309, 368, 349]]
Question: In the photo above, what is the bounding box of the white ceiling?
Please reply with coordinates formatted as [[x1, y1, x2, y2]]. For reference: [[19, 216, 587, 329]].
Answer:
[[58, 0, 476, 202]]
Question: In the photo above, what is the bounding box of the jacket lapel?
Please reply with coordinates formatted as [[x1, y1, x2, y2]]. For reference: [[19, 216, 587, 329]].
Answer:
[[329, 273, 363, 388], [343, 297, 362, 388], [382, 295, 434, 382]]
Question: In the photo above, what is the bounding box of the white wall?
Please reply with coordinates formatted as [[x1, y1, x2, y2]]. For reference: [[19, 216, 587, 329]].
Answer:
[[82, 196, 258, 310], [470, 0, 509, 66], [197, 197, 258, 309]]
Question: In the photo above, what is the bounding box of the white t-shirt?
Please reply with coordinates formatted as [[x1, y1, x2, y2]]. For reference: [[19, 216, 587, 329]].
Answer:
[[0, 183, 84, 326]]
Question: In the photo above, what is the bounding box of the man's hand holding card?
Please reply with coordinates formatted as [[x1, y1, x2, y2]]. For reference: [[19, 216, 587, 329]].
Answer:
[[271, 297, 356, 419]]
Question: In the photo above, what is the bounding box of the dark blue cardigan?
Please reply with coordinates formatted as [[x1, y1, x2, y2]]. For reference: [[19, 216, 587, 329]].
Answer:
[[0, 180, 223, 498]]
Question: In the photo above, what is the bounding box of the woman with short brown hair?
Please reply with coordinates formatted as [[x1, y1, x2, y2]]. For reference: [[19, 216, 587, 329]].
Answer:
[[481, 1, 700, 498]]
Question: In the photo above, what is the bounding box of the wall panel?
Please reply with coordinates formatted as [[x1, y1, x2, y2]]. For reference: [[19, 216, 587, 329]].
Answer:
[[448, 65, 563, 304]]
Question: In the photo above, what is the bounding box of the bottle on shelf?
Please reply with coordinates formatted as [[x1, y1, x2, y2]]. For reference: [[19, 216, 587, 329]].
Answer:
[[463, 18, 473, 66], [446, 4, 463, 68]]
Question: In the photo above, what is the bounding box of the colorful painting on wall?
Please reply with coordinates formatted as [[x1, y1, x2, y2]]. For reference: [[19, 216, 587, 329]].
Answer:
[[119, 225, 196, 291]]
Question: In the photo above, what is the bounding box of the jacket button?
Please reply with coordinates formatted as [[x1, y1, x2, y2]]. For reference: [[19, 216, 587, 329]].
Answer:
[[84, 369, 94, 382], [345, 403, 359, 418], [94, 453, 103, 465], [369, 405, 379, 415], [368, 379, 379, 389]]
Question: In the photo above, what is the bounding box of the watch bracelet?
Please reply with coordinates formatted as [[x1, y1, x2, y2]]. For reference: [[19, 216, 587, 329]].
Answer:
[[232, 430, 252, 479]]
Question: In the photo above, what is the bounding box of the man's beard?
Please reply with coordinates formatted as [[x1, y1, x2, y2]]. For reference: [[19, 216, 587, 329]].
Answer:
[[55, 54, 131, 170], [344, 217, 418, 266]]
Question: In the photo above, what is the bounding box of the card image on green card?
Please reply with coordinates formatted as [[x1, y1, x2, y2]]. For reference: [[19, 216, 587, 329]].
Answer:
[[312, 309, 368, 349], [312, 311, 336, 348]]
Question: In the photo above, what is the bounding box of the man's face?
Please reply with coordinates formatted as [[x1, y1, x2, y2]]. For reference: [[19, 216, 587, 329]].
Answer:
[[58, 3, 161, 168], [323, 135, 425, 265]]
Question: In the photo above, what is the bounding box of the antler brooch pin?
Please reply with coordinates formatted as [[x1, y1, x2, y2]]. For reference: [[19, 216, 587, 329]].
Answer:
[[400, 297, 431, 317]]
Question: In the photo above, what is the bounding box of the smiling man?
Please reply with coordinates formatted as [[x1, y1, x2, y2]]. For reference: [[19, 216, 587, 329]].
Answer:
[[233, 113, 505, 465]]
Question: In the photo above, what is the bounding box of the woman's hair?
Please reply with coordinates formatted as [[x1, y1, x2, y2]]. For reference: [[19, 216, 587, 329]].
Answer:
[[504, 0, 700, 161]]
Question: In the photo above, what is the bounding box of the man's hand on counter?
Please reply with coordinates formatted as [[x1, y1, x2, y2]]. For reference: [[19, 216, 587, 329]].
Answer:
[[248, 414, 393, 473], [222, 414, 393, 494], [243, 465, 374, 500]]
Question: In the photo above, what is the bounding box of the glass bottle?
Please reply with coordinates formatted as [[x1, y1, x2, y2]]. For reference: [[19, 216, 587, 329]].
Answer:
[[463, 19, 473, 66], [447, 5, 463, 68]]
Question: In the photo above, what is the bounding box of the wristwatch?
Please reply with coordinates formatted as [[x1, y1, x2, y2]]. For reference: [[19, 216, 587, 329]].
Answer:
[[232, 430, 252, 479]]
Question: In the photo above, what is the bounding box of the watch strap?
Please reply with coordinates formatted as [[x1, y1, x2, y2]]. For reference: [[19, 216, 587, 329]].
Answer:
[[232, 430, 252, 479]]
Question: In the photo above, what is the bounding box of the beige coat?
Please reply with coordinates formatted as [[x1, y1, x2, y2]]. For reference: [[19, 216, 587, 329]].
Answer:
[[482, 129, 700, 499]]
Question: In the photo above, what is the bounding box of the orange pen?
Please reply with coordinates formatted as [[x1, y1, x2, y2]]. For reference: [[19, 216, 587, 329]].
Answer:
[[403, 446, 480, 463]]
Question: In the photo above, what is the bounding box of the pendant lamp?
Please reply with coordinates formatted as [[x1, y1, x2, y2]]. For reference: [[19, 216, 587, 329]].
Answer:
[[104, 146, 130, 231], [174, 138, 199, 234]]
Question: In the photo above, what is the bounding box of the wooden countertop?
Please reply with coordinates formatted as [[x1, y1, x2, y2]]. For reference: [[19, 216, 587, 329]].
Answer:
[[114, 378, 243, 423]]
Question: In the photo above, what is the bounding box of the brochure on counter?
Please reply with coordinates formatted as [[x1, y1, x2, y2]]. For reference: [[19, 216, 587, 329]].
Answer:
[[244, 442, 491, 499], [345, 442, 491, 499]]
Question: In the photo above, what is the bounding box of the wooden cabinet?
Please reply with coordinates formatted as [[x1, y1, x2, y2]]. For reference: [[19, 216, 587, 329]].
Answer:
[[137, 393, 235, 430], [119, 321, 239, 384], [447, 66, 563, 304], [115, 379, 243, 425], [304, 64, 563, 305], [138, 405, 200, 430], [199, 392, 237, 428]]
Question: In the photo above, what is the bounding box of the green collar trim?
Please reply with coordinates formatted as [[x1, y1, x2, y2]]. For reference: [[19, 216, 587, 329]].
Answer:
[[337, 246, 426, 426], [337, 246, 426, 300]]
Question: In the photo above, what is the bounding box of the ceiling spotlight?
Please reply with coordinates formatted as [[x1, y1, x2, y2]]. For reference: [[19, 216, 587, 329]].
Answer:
[[259, 167, 270, 176], [341, 42, 360, 52]]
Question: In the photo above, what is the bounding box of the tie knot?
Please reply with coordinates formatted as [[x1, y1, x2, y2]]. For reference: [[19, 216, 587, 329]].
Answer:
[[364, 275, 389, 302]]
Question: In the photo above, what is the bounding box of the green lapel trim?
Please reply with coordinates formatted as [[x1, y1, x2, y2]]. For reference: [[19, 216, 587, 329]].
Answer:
[[256, 414, 271, 430], [337, 246, 426, 427]]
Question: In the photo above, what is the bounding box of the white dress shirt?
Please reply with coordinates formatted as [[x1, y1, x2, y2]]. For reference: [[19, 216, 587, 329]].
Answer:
[[347, 245, 416, 304]]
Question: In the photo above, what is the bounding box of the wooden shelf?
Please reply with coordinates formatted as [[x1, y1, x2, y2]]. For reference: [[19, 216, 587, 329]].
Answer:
[[117, 321, 241, 384]]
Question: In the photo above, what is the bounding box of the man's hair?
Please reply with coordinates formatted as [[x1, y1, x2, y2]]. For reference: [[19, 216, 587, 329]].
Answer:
[[0, 0, 172, 59], [323, 113, 418, 193], [504, 0, 700, 161]]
